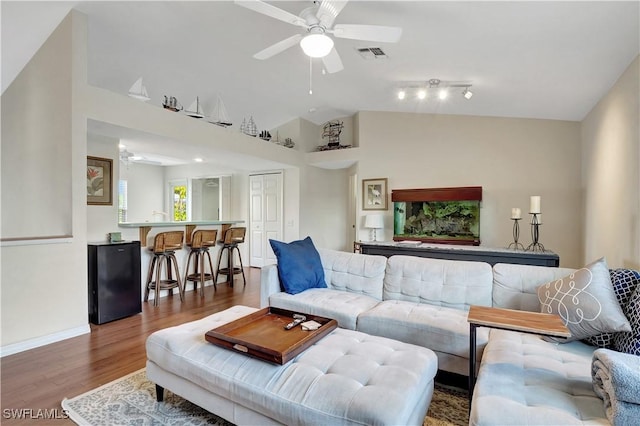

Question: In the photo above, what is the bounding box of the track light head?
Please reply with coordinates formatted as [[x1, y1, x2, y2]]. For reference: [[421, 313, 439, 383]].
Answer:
[[462, 87, 473, 100]]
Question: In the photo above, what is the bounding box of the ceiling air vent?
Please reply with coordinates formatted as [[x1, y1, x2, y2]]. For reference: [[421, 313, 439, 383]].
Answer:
[[356, 47, 388, 60]]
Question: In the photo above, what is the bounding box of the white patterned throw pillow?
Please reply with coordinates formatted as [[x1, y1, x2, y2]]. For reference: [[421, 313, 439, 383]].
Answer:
[[536, 258, 631, 342]]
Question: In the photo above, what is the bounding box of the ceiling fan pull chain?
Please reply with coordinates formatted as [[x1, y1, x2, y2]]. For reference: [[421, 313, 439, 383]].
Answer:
[[309, 57, 313, 95]]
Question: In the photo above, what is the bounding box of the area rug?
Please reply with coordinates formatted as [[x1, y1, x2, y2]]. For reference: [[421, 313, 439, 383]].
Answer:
[[62, 369, 469, 426]]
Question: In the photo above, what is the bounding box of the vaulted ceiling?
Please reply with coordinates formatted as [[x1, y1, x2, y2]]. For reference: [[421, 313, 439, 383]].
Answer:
[[3, 1, 639, 163]]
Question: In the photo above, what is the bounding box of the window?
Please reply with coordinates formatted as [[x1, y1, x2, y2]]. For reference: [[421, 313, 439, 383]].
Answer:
[[172, 183, 187, 221], [118, 179, 128, 222]]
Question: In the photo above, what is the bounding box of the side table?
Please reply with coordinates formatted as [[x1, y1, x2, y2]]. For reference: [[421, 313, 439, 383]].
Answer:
[[467, 305, 571, 402]]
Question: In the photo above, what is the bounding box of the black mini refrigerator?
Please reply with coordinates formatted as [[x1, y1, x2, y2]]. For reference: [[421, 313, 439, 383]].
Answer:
[[88, 241, 142, 324]]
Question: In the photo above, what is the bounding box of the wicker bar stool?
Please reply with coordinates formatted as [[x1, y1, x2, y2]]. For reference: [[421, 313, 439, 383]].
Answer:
[[183, 229, 218, 298], [214, 227, 246, 287], [144, 231, 184, 306]]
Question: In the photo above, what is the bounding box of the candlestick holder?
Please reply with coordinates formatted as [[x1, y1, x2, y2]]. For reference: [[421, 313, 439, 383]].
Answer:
[[507, 218, 524, 250], [526, 213, 545, 252]]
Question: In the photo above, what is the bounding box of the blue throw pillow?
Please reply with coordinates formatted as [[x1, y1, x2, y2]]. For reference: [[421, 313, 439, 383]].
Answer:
[[269, 237, 326, 295]]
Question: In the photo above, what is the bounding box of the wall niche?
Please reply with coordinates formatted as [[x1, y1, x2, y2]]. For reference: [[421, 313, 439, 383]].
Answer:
[[392, 186, 482, 246]]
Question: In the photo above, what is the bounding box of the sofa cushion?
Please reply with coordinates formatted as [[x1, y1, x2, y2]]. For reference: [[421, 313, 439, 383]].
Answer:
[[317, 248, 386, 300], [470, 329, 607, 425], [357, 299, 490, 362], [537, 258, 631, 342], [384, 256, 493, 309], [269, 237, 326, 295], [492, 263, 576, 312], [269, 288, 380, 330], [585, 268, 640, 348]]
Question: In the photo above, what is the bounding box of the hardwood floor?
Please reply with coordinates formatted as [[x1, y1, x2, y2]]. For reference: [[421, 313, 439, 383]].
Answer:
[[1, 268, 261, 425]]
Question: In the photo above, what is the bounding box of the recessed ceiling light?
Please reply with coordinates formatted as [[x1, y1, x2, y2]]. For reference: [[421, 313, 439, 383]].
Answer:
[[397, 90, 406, 100], [417, 90, 426, 100], [118, 143, 126, 150], [438, 89, 448, 100], [194, 157, 203, 163]]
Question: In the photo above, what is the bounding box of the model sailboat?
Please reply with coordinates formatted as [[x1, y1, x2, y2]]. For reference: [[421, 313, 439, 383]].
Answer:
[[185, 96, 204, 118], [208, 95, 232, 127], [128, 77, 150, 102]]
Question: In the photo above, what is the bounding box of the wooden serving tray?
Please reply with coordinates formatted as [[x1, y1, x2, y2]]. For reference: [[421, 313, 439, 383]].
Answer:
[[205, 307, 338, 365]]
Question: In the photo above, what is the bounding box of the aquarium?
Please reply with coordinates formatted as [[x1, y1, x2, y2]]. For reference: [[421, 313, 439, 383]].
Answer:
[[392, 187, 482, 245]]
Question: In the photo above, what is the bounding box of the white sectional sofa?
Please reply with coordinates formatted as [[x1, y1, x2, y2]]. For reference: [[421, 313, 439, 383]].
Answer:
[[261, 248, 629, 424]]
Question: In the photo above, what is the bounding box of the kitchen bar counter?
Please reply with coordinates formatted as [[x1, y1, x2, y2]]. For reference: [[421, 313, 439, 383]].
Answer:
[[119, 220, 244, 245]]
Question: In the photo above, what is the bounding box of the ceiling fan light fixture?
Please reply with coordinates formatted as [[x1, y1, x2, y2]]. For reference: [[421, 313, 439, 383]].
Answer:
[[300, 33, 334, 58]]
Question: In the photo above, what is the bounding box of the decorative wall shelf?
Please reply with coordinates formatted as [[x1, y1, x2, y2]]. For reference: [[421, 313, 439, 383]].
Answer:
[[305, 147, 360, 170]]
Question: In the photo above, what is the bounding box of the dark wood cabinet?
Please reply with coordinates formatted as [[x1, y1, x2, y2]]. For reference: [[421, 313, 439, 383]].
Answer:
[[88, 241, 142, 324], [359, 242, 559, 267]]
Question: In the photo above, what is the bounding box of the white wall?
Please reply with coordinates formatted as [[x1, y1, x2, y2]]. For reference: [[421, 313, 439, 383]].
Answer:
[[581, 56, 640, 270], [356, 111, 583, 268], [120, 162, 165, 226]]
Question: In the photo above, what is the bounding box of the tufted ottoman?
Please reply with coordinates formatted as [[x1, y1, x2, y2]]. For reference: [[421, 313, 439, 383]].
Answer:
[[146, 305, 438, 425]]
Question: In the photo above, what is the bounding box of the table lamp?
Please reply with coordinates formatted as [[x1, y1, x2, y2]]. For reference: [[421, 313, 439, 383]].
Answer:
[[365, 214, 384, 241]]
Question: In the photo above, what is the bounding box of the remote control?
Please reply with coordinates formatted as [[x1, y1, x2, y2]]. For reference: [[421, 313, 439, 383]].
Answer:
[[284, 314, 306, 330]]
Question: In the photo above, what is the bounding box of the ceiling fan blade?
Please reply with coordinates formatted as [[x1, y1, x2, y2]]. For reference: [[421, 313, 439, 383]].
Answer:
[[253, 34, 302, 60], [322, 48, 344, 74], [332, 24, 402, 42], [235, 0, 306, 27], [317, 0, 349, 29]]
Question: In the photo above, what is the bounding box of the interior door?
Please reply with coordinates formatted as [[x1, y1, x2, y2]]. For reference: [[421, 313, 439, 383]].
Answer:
[[249, 172, 283, 267]]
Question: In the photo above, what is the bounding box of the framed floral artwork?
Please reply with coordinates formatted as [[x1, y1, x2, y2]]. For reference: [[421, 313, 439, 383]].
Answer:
[[362, 178, 388, 210], [87, 156, 113, 205]]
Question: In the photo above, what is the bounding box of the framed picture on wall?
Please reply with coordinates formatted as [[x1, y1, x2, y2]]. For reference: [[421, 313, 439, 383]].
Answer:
[[87, 156, 113, 205], [362, 178, 388, 210]]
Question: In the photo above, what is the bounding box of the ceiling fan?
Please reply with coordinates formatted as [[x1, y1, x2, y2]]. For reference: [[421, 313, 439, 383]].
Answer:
[[235, 0, 402, 73]]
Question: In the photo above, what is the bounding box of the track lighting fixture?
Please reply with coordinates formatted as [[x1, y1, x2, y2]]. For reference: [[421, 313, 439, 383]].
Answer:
[[395, 78, 474, 101]]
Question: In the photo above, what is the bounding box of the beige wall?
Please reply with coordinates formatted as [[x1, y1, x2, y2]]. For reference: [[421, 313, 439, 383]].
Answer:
[[1, 11, 89, 351], [356, 111, 583, 268], [87, 134, 120, 242], [581, 56, 640, 270], [1, 10, 73, 239]]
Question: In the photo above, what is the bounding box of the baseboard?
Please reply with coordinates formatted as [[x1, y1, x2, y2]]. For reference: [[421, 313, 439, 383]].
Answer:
[[0, 324, 91, 357]]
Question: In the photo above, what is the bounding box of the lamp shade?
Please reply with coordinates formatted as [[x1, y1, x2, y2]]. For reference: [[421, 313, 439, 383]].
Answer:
[[365, 214, 384, 229], [300, 33, 334, 58]]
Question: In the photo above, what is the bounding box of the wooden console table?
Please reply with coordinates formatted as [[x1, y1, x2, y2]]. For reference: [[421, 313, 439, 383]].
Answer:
[[467, 305, 570, 401], [359, 241, 559, 267]]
